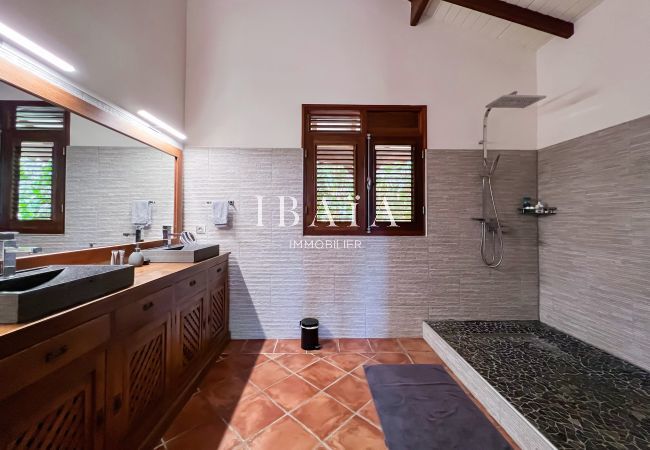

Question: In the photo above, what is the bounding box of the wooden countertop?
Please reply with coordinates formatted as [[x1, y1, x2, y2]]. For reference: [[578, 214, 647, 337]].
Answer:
[[131, 261, 201, 287], [0, 253, 229, 357]]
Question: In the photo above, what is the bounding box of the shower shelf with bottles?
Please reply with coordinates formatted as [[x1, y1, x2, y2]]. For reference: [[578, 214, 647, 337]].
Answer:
[[519, 196, 556, 216], [518, 207, 557, 216]]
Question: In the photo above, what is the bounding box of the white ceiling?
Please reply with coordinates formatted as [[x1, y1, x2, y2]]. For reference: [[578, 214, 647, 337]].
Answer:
[[429, 0, 603, 49]]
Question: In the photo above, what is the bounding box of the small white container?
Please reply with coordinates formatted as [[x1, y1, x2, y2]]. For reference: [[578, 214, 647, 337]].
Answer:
[[128, 248, 145, 267]]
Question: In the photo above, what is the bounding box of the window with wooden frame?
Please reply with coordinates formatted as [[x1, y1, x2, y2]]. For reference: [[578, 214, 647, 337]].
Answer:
[[303, 105, 426, 236], [0, 101, 69, 234]]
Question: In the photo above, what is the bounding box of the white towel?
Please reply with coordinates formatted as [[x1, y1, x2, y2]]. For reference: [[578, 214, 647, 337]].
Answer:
[[212, 200, 229, 226], [132, 200, 153, 226]]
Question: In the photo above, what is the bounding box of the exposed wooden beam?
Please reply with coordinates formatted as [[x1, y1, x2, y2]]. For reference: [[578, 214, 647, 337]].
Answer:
[[410, 0, 432, 26], [444, 0, 574, 38]]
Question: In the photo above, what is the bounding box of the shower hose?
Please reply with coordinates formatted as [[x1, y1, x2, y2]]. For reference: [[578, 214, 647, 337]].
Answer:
[[480, 174, 504, 268]]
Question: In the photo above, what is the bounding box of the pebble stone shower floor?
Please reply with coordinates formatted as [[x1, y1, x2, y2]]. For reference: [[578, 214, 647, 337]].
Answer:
[[427, 321, 650, 450]]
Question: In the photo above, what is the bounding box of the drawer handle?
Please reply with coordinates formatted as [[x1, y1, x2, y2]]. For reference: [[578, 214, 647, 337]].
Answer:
[[216, 268, 222, 273], [142, 301, 155, 311], [189, 280, 197, 287], [113, 394, 123, 414], [96, 408, 105, 427], [45, 345, 68, 362]]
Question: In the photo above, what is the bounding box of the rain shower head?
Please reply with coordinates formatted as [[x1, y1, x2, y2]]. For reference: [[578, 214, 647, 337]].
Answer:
[[481, 90, 547, 168], [486, 93, 546, 109]]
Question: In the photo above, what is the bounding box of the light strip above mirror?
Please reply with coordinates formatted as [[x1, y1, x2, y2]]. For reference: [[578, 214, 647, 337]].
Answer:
[[0, 45, 183, 150], [0, 21, 75, 73], [137, 110, 187, 141]]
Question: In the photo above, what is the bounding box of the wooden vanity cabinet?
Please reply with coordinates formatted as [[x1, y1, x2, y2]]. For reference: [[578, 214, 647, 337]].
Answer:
[[176, 291, 207, 378], [107, 257, 229, 449], [206, 261, 228, 345], [106, 288, 174, 449], [173, 263, 228, 381], [0, 330, 108, 450], [0, 255, 229, 450]]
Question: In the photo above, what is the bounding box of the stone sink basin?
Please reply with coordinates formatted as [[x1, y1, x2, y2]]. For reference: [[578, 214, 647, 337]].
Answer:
[[0, 265, 134, 323], [141, 243, 220, 263]]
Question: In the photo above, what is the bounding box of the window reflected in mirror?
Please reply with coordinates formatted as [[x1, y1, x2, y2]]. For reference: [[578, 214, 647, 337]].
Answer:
[[0, 80, 176, 255]]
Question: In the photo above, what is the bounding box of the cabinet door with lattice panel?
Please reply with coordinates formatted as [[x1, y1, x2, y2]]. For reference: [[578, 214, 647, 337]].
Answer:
[[205, 273, 228, 344], [0, 351, 106, 450], [112, 314, 172, 442], [178, 292, 205, 373]]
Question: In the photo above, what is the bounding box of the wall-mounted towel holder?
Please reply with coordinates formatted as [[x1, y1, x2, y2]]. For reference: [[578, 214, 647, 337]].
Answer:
[[204, 200, 235, 208]]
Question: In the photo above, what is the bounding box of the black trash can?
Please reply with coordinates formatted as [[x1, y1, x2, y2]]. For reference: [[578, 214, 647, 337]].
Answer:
[[300, 318, 320, 350]]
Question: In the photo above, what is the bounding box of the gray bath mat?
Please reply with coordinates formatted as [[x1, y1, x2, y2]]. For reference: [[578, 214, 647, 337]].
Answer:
[[365, 364, 512, 450]]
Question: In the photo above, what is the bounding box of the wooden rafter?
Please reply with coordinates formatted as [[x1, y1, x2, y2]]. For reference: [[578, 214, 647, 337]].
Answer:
[[409, 0, 434, 26], [410, 0, 574, 39]]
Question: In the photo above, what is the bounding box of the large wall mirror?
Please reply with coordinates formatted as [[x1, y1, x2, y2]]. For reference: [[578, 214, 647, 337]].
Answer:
[[0, 79, 177, 255]]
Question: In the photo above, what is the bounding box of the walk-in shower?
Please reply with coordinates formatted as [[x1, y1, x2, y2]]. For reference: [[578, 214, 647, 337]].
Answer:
[[479, 92, 545, 268]]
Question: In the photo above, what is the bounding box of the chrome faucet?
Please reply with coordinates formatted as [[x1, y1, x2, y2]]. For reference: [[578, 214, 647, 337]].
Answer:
[[123, 226, 144, 243], [0, 232, 18, 278], [162, 225, 177, 248], [162, 226, 196, 247]]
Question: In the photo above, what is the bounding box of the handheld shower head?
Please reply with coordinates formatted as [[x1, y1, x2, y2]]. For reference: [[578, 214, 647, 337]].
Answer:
[[490, 154, 500, 175], [480, 154, 500, 177]]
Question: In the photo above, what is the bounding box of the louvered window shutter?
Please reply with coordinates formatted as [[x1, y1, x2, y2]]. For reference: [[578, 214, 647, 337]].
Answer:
[[15, 106, 66, 130], [0, 101, 68, 233], [309, 113, 361, 132], [13, 141, 55, 221], [374, 145, 414, 223], [315, 144, 356, 223], [303, 104, 425, 236]]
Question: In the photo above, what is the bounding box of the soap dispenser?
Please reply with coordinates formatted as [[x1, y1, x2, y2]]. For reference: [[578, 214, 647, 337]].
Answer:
[[128, 244, 145, 267]]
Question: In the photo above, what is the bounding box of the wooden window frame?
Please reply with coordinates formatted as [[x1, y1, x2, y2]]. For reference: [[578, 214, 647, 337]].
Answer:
[[303, 104, 426, 236], [0, 101, 70, 234]]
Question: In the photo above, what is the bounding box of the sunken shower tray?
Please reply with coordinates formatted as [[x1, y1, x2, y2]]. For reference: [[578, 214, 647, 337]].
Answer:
[[424, 320, 650, 450]]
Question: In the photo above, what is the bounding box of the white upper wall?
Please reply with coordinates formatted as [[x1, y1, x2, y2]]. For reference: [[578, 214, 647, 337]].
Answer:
[[0, 0, 187, 131], [537, 0, 650, 148], [185, 0, 538, 149], [70, 115, 146, 147], [0, 81, 34, 101]]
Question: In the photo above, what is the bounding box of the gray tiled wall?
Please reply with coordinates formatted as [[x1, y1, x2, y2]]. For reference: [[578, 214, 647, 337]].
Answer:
[[538, 115, 650, 371], [20, 146, 176, 253], [184, 148, 539, 338]]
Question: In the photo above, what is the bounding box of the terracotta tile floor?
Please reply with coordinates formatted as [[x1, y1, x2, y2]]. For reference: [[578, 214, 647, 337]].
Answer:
[[156, 338, 517, 450]]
